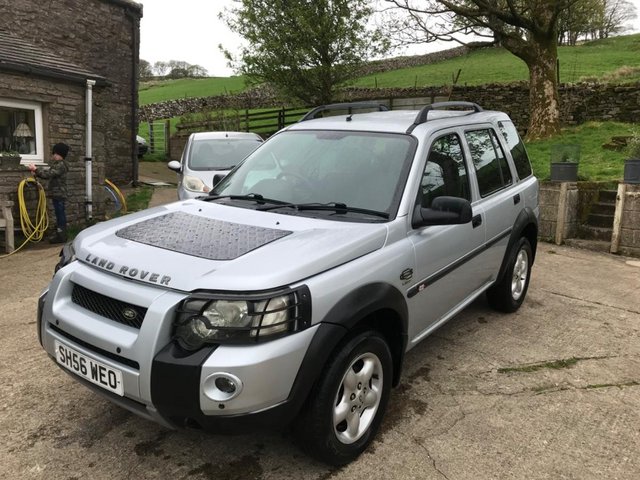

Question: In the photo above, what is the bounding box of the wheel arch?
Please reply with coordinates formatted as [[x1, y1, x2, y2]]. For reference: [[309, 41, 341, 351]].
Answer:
[[496, 208, 538, 285], [321, 283, 408, 387]]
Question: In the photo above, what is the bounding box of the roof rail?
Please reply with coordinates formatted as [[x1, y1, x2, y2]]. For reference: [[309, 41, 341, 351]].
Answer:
[[406, 101, 484, 134], [299, 102, 389, 122]]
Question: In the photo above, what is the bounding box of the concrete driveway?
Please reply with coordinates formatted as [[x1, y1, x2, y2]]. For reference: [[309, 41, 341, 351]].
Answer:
[[1, 236, 639, 479]]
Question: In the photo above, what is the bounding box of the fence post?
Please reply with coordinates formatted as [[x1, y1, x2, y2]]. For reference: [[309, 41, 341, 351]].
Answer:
[[148, 123, 155, 154], [245, 109, 249, 132], [165, 119, 171, 160]]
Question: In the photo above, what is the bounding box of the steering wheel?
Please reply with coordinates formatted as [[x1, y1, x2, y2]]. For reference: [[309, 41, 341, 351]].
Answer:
[[277, 171, 314, 190]]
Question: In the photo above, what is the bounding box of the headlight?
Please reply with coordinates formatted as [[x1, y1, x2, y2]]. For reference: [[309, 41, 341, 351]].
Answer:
[[54, 242, 76, 274], [174, 287, 311, 350], [183, 175, 210, 193]]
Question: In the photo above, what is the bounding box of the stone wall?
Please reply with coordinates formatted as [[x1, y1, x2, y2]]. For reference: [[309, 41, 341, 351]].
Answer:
[[0, 0, 141, 226], [538, 182, 580, 242], [141, 82, 640, 136], [540, 181, 640, 258], [0, 72, 105, 224], [619, 184, 640, 257], [357, 46, 471, 76], [0, 0, 142, 184]]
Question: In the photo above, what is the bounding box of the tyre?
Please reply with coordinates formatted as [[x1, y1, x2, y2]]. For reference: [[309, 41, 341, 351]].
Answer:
[[487, 237, 533, 312], [294, 330, 393, 466]]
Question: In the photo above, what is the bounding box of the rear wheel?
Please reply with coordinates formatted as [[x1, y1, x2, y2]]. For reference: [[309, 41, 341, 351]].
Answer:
[[294, 330, 392, 466], [487, 237, 532, 312]]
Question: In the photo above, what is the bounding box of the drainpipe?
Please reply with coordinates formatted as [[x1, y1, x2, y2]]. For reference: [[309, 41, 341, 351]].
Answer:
[[85, 79, 96, 221], [126, 7, 140, 185]]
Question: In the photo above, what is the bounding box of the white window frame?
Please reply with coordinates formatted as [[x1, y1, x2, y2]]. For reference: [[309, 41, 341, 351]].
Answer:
[[0, 97, 45, 163]]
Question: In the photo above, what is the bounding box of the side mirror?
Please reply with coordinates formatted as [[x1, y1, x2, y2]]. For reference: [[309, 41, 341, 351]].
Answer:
[[212, 173, 226, 187], [412, 196, 472, 228], [167, 160, 182, 173]]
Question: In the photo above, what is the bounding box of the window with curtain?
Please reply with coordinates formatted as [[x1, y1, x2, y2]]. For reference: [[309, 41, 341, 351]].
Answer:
[[0, 98, 44, 162]]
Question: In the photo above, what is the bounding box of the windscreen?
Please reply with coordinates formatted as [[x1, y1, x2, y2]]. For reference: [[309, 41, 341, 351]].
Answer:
[[212, 130, 416, 215], [188, 138, 262, 170]]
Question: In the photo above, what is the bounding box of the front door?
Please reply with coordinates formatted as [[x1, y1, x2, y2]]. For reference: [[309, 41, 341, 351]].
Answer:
[[407, 131, 488, 345]]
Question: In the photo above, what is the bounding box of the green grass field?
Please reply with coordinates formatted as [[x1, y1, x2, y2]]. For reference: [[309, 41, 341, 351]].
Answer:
[[525, 121, 637, 181], [139, 76, 249, 105], [352, 34, 640, 88], [139, 34, 640, 104]]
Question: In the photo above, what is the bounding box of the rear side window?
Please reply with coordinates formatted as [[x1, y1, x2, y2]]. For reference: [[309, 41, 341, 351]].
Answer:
[[465, 129, 512, 198], [420, 133, 470, 208], [498, 121, 532, 180]]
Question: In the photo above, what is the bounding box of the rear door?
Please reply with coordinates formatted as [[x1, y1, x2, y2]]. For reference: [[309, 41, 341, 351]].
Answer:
[[462, 126, 523, 278]]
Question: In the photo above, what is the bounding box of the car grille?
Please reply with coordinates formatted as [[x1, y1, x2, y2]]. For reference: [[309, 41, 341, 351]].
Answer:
[[71, 284, 147, 329]]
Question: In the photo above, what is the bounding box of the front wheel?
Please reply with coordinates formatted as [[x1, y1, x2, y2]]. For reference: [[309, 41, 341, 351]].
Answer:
[[487, 237, 533, 312], [294, 331, 393, 466]]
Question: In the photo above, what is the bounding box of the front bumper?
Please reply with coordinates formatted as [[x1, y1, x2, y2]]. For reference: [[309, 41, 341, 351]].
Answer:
[[38, 261, 328, 432]]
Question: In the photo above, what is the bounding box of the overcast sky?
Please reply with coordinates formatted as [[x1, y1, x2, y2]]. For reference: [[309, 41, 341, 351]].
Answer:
[[139, 0, 640, 78]]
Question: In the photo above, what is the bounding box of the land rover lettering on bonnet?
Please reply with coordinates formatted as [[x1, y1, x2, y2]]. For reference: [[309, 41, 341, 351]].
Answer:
[[37, 101, 538, 466], [84, 253, 171, 285]]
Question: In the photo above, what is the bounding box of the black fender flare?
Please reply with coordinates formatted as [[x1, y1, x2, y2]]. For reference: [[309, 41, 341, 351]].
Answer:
[[316, 283, 409, 386], [495, 207, 538, 285]]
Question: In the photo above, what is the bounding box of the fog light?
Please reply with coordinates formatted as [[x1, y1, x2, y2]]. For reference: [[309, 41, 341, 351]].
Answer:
[[203, 373, 243, 402], [215, 376, 236, 394]]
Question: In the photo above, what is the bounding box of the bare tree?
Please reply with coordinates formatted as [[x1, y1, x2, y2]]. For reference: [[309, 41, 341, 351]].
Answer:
[[599, 0, 637, 38], [139, 59, 154, 80], [385, 0, 583, 139], [153, 61, 169, 77], [557, 0, 637, 44]]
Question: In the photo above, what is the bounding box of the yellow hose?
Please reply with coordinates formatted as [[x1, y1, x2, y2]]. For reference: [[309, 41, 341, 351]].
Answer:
[[105, 178, 127, 214], [0, 177, 49, 258]]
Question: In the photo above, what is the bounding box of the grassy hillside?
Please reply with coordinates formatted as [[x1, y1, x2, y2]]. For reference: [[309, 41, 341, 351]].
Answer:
[[139, 76, 248, 106], [139, 34, 640, 104], [352, 34, 640, 88]]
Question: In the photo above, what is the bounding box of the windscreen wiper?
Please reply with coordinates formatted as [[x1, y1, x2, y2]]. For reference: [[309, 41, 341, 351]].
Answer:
[[257, 202, 389, 219], [202, 193, 289, 206]]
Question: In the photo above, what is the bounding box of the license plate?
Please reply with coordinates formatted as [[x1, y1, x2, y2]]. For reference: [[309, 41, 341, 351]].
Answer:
[[54, 340, 124, 396]]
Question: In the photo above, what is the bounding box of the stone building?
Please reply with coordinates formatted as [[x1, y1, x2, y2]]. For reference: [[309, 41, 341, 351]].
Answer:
[[0, 0, 142, 225]]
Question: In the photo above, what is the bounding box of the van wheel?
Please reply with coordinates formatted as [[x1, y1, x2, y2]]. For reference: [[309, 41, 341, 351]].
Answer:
[[487, 237, 532, 313], [294, 330, 392, 466]]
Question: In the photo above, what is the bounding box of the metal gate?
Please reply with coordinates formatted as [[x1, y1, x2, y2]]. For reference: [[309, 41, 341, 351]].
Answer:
[[146, 121, 169, 158]]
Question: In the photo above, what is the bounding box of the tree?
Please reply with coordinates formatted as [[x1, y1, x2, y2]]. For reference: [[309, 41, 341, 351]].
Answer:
[[599, 0, 637, 38], [139, 59, 154, 79], [557, 0, 637, 44], [153, 61, 169, 76], [385, 0, 583, 139], [220, 0, 388, 105]]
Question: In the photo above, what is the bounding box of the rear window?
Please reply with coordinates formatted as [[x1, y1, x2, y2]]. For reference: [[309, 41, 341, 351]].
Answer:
[[498, 121, 532, 180], [465, 129, 512, 198]]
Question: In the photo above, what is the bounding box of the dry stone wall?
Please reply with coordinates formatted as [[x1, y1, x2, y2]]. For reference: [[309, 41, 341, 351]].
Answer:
[[142, 81, 640, 135]]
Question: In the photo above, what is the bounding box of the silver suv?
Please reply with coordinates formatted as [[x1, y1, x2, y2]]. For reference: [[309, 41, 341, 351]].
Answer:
[[38, 102, 538, 466]]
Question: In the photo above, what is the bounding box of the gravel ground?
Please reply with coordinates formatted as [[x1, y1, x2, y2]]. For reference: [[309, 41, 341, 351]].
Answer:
[[1, 231, 639, 479]]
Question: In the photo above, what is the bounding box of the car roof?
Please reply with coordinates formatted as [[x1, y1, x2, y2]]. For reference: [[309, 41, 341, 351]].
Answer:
[[286, 109, 511, 136], [191, 131, 263, 141]]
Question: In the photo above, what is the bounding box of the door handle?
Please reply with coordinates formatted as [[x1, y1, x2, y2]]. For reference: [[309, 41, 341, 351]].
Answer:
[[472, 214, 482, 228], [513, 193, 521, 205]]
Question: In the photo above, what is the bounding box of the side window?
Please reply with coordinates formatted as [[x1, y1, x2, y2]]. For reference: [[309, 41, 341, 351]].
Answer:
[[465, 129, 512, 198], [421, 133, 470, 208], [498, 120, 533, 180]]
